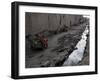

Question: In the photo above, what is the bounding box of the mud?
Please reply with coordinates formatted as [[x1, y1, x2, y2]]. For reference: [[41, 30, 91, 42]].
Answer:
[[25, 22, 89, 68]]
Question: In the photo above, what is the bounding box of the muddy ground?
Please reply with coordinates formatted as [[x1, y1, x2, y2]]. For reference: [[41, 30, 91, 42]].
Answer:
[[25, 22, 89, 68]]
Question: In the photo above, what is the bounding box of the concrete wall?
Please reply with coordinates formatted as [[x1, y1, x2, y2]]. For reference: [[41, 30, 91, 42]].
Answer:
[[25, 13, 83, 35]]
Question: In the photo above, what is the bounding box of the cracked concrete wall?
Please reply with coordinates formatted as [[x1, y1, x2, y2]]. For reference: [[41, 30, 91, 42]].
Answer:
[[25, 13, 82, 35]]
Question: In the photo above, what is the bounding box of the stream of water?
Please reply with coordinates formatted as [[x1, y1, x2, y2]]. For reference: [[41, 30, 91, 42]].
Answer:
[[63, 25, 89, 66]]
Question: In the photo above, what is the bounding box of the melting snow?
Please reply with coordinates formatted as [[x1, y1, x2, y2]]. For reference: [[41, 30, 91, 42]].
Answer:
[[63, 25, 89, 66]]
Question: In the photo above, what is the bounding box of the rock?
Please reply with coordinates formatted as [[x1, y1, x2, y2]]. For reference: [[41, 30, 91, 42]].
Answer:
[[57, 47, 69, 52], [40, 61, 50, 67], [52, 55, 66, 66]]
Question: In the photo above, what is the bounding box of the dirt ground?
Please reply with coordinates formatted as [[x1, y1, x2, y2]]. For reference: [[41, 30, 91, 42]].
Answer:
[[25, 22, 89, 68]]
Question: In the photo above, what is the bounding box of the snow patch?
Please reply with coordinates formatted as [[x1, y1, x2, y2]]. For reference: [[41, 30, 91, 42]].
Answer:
[[63, 25, 89, 66]]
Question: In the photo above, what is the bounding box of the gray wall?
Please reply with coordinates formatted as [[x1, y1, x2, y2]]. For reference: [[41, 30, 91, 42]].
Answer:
[[25, 13, 83, 35]]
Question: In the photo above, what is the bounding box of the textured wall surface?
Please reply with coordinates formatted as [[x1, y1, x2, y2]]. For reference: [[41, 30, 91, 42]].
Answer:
[[25, 13, 83, 35]]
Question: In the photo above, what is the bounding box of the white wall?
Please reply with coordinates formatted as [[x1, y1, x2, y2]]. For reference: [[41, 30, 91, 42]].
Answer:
[[0, 0, 99, 81]]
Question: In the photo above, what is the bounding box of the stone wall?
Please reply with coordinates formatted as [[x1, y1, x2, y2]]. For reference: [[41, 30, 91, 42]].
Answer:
[[25, 13, 83, 35]]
